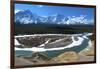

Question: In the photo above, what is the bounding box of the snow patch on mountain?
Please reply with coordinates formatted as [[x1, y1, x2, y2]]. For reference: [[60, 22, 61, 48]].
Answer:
[[15, 10, 21, 14], [15, 10, 94, 25], [15, 10, 39, 24], [65, 15, 87, 24]]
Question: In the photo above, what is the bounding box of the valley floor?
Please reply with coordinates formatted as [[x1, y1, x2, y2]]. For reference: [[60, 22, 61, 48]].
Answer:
[[14, 34, 95, 66]]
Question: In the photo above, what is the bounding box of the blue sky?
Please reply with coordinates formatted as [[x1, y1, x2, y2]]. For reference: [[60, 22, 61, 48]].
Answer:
[[15, 4, 95, 20]]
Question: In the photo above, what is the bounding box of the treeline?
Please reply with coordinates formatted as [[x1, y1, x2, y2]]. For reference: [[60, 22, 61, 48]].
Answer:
[[14, 23, 94, 35]]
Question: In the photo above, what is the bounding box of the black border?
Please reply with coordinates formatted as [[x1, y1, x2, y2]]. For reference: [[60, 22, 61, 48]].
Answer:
[[10, 1, 96, 69]]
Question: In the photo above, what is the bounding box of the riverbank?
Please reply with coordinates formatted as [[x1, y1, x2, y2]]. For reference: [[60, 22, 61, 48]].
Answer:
[[14, 33, 95, 66]]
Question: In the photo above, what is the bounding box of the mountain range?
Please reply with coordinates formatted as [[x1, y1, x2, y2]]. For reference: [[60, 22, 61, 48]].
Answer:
[[15, 10, 94, 25]]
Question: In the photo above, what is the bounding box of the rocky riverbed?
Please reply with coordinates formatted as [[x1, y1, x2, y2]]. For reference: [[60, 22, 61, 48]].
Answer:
[[14, 33, 95, 66]]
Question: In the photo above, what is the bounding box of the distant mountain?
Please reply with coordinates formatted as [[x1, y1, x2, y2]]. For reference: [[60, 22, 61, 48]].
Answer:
[[46, 14, 68, 24], [15, 10, 38, 24], [15, 10, 94, 25]]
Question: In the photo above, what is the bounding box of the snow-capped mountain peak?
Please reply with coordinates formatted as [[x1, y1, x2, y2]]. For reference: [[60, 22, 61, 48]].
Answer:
[[15, 10, 93, 25], [65, 15, 89, 25], [15, 10, 39, 24], [15, 10, 22, 14]]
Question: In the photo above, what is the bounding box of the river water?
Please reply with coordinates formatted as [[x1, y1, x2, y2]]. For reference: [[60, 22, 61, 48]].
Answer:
[[15, 33, 92, 58]]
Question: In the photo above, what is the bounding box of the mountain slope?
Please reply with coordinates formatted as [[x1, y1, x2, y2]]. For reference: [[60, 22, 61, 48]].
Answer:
[[15, 10, 94, 25]]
